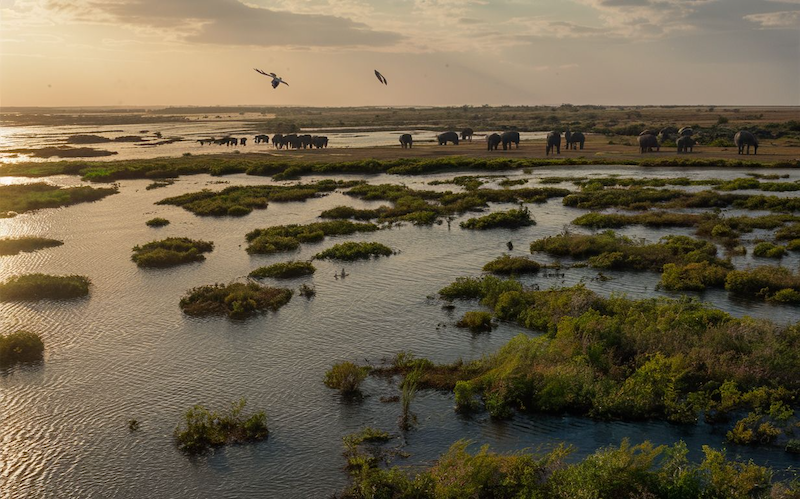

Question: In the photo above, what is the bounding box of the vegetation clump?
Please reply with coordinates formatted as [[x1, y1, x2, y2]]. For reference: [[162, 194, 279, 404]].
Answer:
[[314, 242, 393, 261], [572, 212, 704, 229], [249, 261, 316, 279], [0, 331, 44, 365], [0, 237, 63, 256], [245, 221, 378, 254], [0, 183, 117, 218], [0, 274, 90, 301], [456, 311, 494, 332], [325, 361, 369, 395], [179, 282, 292, 319], [659, 262, 730, 292], [753, 242, 787, 258], [145, 217, 170, 227], [131, 237, 213, 268], [482, 255, 541, 274], [724, 266, 800, 303], [460, 207, 534, 230], [174, 399, 268, 455]]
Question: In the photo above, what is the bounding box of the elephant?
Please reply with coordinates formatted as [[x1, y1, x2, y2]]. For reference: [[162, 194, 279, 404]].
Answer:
[[399, 134, 413, 148], [254, 134, 270, 144], [299, 134, 313, 149], [639, 129, 657, 137], [197, 139, 213, 146], [461, 128, 474, 142], [283, 134, 300, 149], [734, 131, 758, 155], [486, 133, 501, 151], [677, 136, 695, 153], [437, 131, 459, 145], [501, 131, 520, 150], [638, 134, 660, 153], [312, 136, 328, 148], [678, 127, 694, 137], [272, 133, 284, 149], [565, 130, 585, 150], [545, 131, 561, 155], [240, 138, 247, 146], [213, 138, 228, 146]]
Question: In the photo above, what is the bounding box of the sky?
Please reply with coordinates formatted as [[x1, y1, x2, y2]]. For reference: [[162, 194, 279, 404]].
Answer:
[[1, 0, 799, 107]]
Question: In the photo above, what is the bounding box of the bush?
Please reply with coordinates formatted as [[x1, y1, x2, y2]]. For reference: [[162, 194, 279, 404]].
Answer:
[[460, 207, 535, 230], [0, 274, 90, 301], [325, 361, 369, 394], [249, 261, 316, 279], [245, 221, 377, 254], [131, 237, 213, 268], [659, 262, 729, 291], [174, 399, 268, 454], [179, 282, 292, 319], [314, 242, 393, 261], [145, 217, 170, 227], [725, 266, 800, 302], [0, 330, 44, 365], [0, 237, 63, 256], [482, 255, 541, 274], [0, 183, 117, 217], [456, 311, 494, 332], [753, 242, 786, 258]]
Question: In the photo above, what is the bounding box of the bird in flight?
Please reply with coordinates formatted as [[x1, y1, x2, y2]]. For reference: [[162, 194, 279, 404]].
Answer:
[[374, 70, 387, 85], [254, 68, 289, 89]]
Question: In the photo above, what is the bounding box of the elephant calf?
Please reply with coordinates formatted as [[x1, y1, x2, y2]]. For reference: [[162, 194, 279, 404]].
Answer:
[[486, 133, 501, 151], [399, 134, 413, 148], [437, 131, 459, 145]]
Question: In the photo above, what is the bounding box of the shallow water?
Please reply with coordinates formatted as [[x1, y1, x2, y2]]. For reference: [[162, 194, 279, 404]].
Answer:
[[1, 165, 799, 498]]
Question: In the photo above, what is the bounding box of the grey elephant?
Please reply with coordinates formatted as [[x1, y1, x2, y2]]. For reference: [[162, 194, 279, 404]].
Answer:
[[639, 129, 657, 137], [254, 134, 270, 144], [734, 131, 758, 155], [565, 130, 585, 150], [678, 127, 694, 137], [272, 133, 284, 149], [638, 134, 660, 153], [438, 131, 459, 145], [486, 133, 501, 151], [545, 131, 561, 155], [461, 128, 474, 142], [283, 134, 300, 149], [501, 131, 520, 150], [399, 134, 413, 148], [677, 136, 695, 153], [299, 134, 313, 149], [312, 136, 328, 148], [240, 138, 247, 146]]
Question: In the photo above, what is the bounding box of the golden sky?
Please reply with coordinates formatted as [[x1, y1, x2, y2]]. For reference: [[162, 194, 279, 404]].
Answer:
[[1, 0, 799, 106]]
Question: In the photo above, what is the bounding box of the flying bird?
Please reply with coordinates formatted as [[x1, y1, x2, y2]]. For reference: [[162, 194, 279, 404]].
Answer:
[[374, 70, 387, 85], [254, 68, 289, 89]]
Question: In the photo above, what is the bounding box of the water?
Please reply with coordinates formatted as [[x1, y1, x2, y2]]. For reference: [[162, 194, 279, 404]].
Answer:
[[1, 166, 799, 498]]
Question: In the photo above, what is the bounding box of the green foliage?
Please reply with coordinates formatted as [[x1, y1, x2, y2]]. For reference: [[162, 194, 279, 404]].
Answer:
[[724, 266, 800, 302], [659, 262, 729, 291], [145, 217, 170, 227], [456, 311, 494, 332], [776, 223, 800, 240], [0, 274, 90, 301], [753, 242, 787, 258], [482, 255, 541, 274], [131, 237, 213, 268], [246, 221, 377, 254], [572, 211, 703, 229], [249, 261, 316, 279], [179, 282, 292, 319], [324, 361, 369, 395], [400, 367, 423, 431], [460, 207, 534, 230], [0, 183, 117, 218], [174, 399, 268, 454], [0, 237, 63, 256], [0, 330, 44, 365], [319, 205, 385, 221], [439, 275, 523, 308], [314, 242, 393, 261]]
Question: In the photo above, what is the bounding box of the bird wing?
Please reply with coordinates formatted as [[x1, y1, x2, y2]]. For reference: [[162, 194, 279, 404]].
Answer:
[[280, 80, 289, 86], [374, 70, 387, 84], [254, 68, 276, 77]]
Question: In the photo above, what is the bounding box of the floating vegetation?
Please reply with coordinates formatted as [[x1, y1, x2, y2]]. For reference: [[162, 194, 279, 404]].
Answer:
[[131, 238, 213, 268], [249, 261, 316, 279], [455, 311, 494, 332], [0, 237, 63, 256], [145, 180, 174, 190], [324, 361, 369, 395], [724, 266, 800, 303], [0, 183, 117, 218], [145, 217, 170, 227], [0, 274, 90, 301], [314, 242, 393, 261], [482, 255, 541, 275], [158, 180, 360, 217], [174, 399, 268, 455], [179, 282, 292, 319], [0, 331, 44, 365], [460, 207, 534, 230], [245, 221, 378, 255], [499, 178, 528, 187], [298, 284, 316, 298]]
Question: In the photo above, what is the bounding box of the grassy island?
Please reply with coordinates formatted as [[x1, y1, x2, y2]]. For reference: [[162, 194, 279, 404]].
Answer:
[[483, 255, 541, 274], [0, 331, 44, 365], [145, 217, 170, 227], [314, 242, 393, 261], [0, 183, 117, 218], [0, 237, 63, 256], [460, 207, 534, 230], [179, 282, 292, 319], [249, 261, 316, 279], [174, 399, 268, 454], [131, 237, 213, 268], [245, 221, 377, 255], [0, 274, 91, 301]]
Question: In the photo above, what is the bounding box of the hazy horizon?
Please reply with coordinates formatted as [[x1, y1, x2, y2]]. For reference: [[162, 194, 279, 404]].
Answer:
[[2, 0, 799, 107]]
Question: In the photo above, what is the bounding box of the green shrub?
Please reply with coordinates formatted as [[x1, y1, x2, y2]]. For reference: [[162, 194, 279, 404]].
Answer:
[[131, 237, 213, 268], [226, 205, 251, 217], [246, 221, 377, 254], [460, 207, 535, 230], [456, 311, 494, 332], [145, 217, 170, 227], [753, 242, 786, 258], [0, 237, 63, 256], [314, 242, 393, 261], [179, 282, 292, 319], [660, 262, 729, 291], [776, 223, 800, 241], [725, 266, 800, 301], [249, 261, 316, 279], [787, 239, 800, 251], [325, 361, 369, 394], [482, 255, 541, 274], [770, 288, 800, 304], [0, 183, 117, 217], [174, 399, 268, 454], [0, 330, 44, 365], [0, 274, 90, 301]]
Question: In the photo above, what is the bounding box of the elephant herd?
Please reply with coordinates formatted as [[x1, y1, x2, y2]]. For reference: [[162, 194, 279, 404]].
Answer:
[[197, 133, 329, 149], [637, 127, 759, 155]]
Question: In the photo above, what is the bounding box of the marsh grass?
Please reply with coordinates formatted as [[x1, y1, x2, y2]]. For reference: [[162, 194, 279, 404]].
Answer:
[[174, 399, 268, 454], [482, 255, 541, 274], [0, 183, 117, 217], [460, 207, 534, 230], [0, 274, 90, 301], [659, 262, 730, 291], [725, 266, 800, 303], [131, 237, 213, 268], [179, 282, 292, 319], [246, 221, 378, 254], [753, 242, 787, 258], [400, 367, 422, 431], [145, 217, 170, 227], [249, 261, 316, 279], [325, 362, 369, 395], [455, 311, 494, 332], [0, 330, 44, 365], [0, 237, 63, 256], [314, 241, 393, 261]]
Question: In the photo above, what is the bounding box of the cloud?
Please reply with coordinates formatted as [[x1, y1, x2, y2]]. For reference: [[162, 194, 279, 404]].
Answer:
[[744, 10, 800, 27]]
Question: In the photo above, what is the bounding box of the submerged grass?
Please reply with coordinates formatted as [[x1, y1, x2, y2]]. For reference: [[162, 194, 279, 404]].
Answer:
[[324, 361, 369, 395], [249, 261, 316, 279], [179, 282, 292, 319], [0, 237, 63, 256], [245, 220, 378, 254], [174, 398, 268, 455], [131, 237, 214, 268], [0, 274, 90, 301], [0, 330, 44, 365], [314, 242, 393, 261], [0, 183, 117, 217]]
